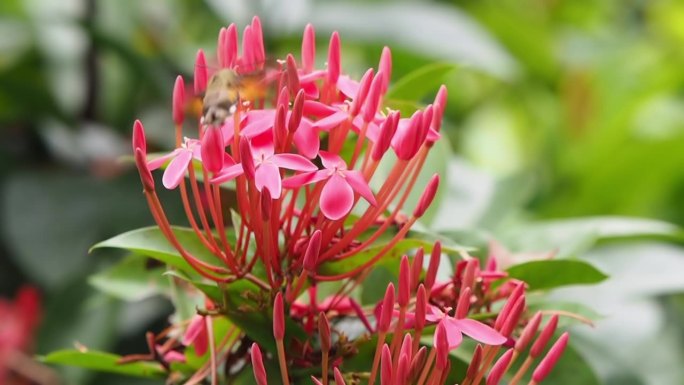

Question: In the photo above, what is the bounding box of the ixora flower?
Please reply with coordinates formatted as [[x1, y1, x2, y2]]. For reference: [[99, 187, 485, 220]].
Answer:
[[62, 16, 572, 385]]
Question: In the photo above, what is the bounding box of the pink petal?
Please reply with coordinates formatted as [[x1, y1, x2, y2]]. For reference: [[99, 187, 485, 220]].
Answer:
[[442, 318, 464, 349], [147, 149, 181, 171], [293, 120, 320, 158], [162, 150, 192, 189], [313, 111, 348, 131], [425, 305, 446, 323], [162, 349, 186, 363], [272, 153, 318, 172], [304, 100, 338, 117], [344, 170, 376, 205], [318, 151, 345, 170], [299, 69, 326, 84], [453, 318, 507, 346], [320, 174, 353, 220], [210, 163, 244, 184], [302, 81, 320, 99], [242, 112, 275, 138], [282, 170, 329, 189], [183, 315, 205, 346], [255, 162, 282, 198], [250, 130, 275, 157], [337, 75, 360, 98]]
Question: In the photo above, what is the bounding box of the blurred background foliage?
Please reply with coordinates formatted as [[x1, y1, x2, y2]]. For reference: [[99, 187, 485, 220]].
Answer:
[[2, 0, 684, 384]]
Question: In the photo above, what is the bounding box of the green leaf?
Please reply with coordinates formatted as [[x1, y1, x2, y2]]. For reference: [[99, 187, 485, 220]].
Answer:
[[526, 300, 604, 328], [89, 254, 170, 301], [42, 350, 166, 378], [506, 259, 608, 291], [92, 226, 225, 278], [387, 62, 457, 101]]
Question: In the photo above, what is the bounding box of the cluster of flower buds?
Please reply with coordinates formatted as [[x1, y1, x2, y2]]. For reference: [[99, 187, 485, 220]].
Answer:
[[129, 17, 569, 385]]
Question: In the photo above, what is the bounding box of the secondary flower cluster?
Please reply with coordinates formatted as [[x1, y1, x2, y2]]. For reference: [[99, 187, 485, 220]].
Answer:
[[128, 18, 569, 385]]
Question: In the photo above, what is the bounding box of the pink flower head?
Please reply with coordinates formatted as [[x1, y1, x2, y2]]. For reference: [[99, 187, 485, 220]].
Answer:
[[282, 151, 376, 220], [426, 305, 506, 350], [214, 132, 316, 198]]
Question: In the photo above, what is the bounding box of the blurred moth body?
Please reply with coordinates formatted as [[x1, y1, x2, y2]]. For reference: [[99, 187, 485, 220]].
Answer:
[[201, 68, 270, 127]]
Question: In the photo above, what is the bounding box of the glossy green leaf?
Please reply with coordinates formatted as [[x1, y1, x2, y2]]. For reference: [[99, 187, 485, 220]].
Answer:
[[42, 350, 166, 378], [89, 254, 170, 301], [92, 226, 225, 278], [506, 259, 608, 291]]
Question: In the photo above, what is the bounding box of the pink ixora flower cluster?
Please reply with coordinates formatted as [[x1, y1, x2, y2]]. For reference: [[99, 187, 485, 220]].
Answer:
[[126, 17, 570, 385]]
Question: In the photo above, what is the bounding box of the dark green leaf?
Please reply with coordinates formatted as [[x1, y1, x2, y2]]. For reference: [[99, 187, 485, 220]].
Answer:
[[506, 260, 608, 291], [89, 254, 170, 301], [387, 62, 457, 101], [42, 350, 165, 378], [92, 226, 225, 278]]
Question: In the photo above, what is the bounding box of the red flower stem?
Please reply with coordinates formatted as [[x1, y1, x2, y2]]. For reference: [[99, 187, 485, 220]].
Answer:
[[179, 175, 219, 255], [315, 217, 416, 281], [212, 184, 239, 273], [427, 367, 443, 385], [471, 345, 500, 385], [509, 355, 534, 385], [348, 121, 369, 168], [367, 331, 386, 385], [287, 184, 324, 253], [415, 348, 436, 385], [187, 166, 222, 252], [275, 339, 291, 385], [206, 316, 218, 385], [389, 308, 407, 367], [144, 192, 230, 281]]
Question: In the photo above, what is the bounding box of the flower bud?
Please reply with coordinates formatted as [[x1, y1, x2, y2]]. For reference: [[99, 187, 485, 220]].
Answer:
[[371, 111, 399, 161], [201, 127, 225, 174], [487, 348, 514, 385], [251, 16, 265, 65], [532, 332, 569, 383], [425, 241, 441, 291], [411, 248, 424, 291], [378, 46, 392, 94], [408, 346, 427, 382], [362, 70, 384, 123], [318, 311, 331, 352], [398, 255, 411, 307], [530, 315, 559, 358], [239, 137, 255, 180], [495, 282, 525, 330], [327, 32, 341, 85], [302, 24, 316, 73], [226, 24, 238, 67], [217, 27, 228, 68], [334, 367, 346, 385], [415, 284, 427, 330], [251, 343, 268, 385], [194, 49, 207, 95], [455, 286, 471, 320], [303, 230, 322, 273], [132, 120, 146, 152], [378, 283, 395, 333], [400, 333, 413, 363], [515, 311, 542, 352], [465, 344, 483, 380], [380, 344, 393, 385], [350, 68, 374, 117], [273, 292, 285, 340], [434, 322, 449, 369], [172, 77, 185, 126], [413, 173, 439, 218], [500, 296, 526, 337], [289, 89, 305, 133], [286, 54, 302, 96], [260, 188, 272, 221]]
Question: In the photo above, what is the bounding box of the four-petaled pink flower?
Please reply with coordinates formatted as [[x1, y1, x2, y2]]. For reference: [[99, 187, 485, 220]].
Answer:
[[427, 305, 506, 350], [283, 151, 376, 220], [213, 132, 317, 198]]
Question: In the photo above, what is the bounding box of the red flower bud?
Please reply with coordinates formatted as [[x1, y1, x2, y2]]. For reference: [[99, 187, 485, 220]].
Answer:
[[530, 315, 559, 358], [425, 241, 441, 291], [286, 54, 301, 97], [334, 367, 346, 385], [132, 120, 146, 153], [398, 255, 411, 307], [378, 283, 395, 333], [327, 32, 341, 85], [466, 344, 483, 380], [201, 127, 225, 174], [239, 137, 255, 180], [434, 322, 449, 370], [172, 76, 185, 126], [515, 311, 542, 352], [303, 230, 322, 273], [350, 68, 374, 117], [380, 344, 393, 385], [411, 248, 424, 291], [273, 292, 285, 340], [289, 89, 305, 133], [413, 174, 439, 218], [318, 312, 331, 352], [194, 49, 207, 95], [415, 284, 427, 330], [302, 24, 316, 73], [455, 286, 471, 320], [251, 343, 268, 385], [487, 348, 514, 385], [532, 332, 569, 383]]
